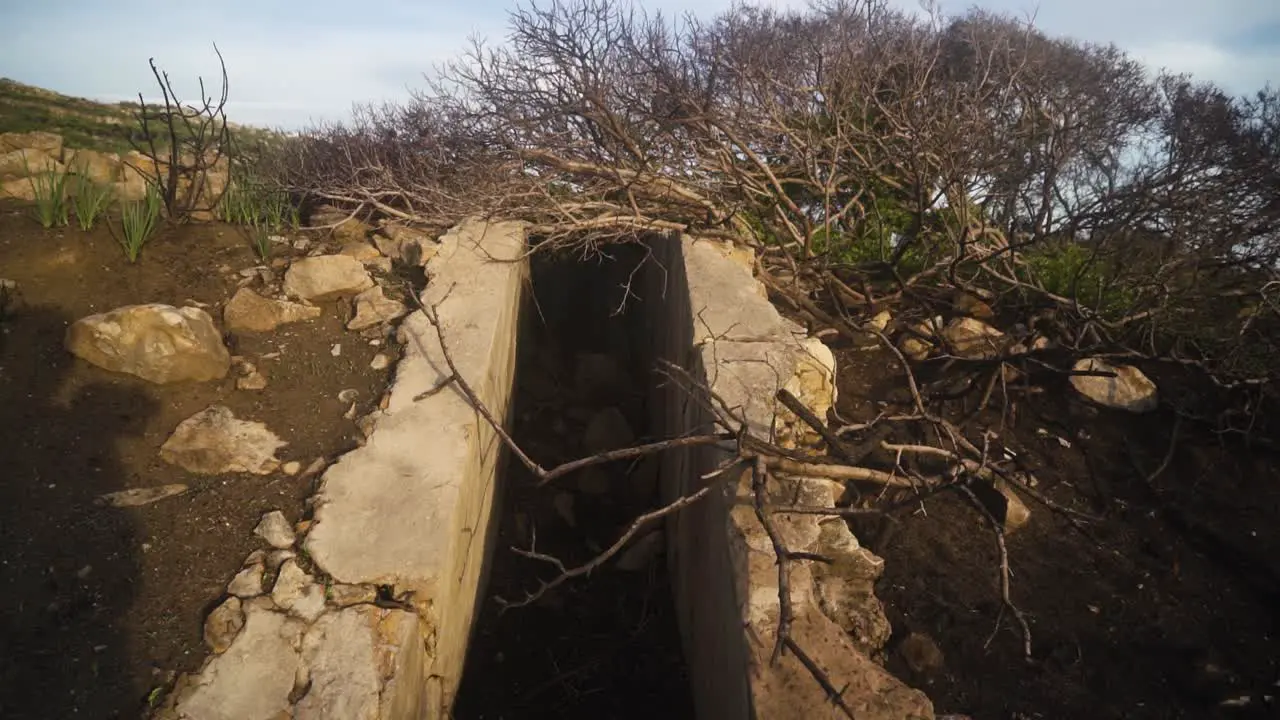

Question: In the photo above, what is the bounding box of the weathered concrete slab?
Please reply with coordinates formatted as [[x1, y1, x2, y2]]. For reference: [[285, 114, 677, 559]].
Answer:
[[304, 217, 526, 714], [643, 232, 934, 720], [684, 238, 803, 344], [153, 218, 525, 720], [171, 602, 304, 720]]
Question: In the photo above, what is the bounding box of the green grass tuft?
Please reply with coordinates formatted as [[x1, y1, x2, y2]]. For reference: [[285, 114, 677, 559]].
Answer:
[[116, 182, 162, 262], [24, 155, 71, 229], [71, 171, 114, 231]]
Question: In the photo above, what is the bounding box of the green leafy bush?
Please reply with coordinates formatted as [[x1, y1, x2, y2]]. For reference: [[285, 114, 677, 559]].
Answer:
[[1023, 241, 1136, 319]]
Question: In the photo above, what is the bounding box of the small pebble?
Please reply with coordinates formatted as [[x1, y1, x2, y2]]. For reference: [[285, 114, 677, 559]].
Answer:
[[370, 354, 390, 370], [330, 343, 342, 357], [281, 461, 302, 476]]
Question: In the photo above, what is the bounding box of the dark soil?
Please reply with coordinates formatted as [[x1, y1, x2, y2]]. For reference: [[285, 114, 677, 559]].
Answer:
[[0, 203, 393, 719], [454, 248, 694, 720], [824, 338, 1280, 720]]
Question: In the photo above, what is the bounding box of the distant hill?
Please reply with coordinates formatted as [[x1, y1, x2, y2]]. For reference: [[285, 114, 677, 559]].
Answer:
[[0, 77, 281, 155]]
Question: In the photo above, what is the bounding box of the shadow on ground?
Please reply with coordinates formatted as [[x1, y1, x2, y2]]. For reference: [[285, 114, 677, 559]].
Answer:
[[0, 304, 153, 719]]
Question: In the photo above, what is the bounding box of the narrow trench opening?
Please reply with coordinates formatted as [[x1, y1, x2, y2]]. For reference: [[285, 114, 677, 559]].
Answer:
[[454, 243, 695, 719]]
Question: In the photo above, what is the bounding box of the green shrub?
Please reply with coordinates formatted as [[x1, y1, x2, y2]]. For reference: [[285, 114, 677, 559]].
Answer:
[[117, 182, 162, 262], [1022, 241, 1136, 319]]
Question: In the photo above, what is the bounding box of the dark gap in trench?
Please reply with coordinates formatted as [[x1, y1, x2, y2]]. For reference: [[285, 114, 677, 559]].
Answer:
[[454, 243, 695, 720]]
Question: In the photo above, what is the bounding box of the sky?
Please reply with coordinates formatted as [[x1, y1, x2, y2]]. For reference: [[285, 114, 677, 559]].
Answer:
[[0, 0, 1275, 130]]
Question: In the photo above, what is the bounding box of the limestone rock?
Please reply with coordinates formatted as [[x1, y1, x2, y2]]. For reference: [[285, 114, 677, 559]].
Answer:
[[370, 353, 390, 370], [952, 289, 995, 320], [970, 478, 1032, 534], [332, 216, 373, 244], [0, 130, 64, 157], [266, 549, 297, 573], [338, 241, 381, 263], [346, 285, 408, 331], [281, 461, 302, 475], [172, 604, 303, 720], [0, 147, 63, 181], [254, 511, 296, 549], [583, 406, 635, 454], [898, 632, 945, 675], [899, 318, 939, 361], [204, 596, 245, 653], [236, 367, 268, 390], [65, 304, 231, 384], [376, 223, 439, 266], [227, 560, 265, 598], [811, 519, 893, 654], [64, 148, 121, 184], [283, 255, 374, 302], [94, 484, 188, 508], [0, 278, 18, 317], [160, 406, 286, 475], [0, 177, 35, 201], [865, 309, 892, 332], [1070, 358, 1158, 413], [940, 317, 1006, 359], [113, 174, 149, 202], [271, 559, 327, 622], [223, 287, 321, 332]]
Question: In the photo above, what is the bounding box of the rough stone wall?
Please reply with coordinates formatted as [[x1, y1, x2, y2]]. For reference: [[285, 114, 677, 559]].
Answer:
[[641, 233, 934, 720], [0, 130, 230, 217], [152, 218, 526, 720]]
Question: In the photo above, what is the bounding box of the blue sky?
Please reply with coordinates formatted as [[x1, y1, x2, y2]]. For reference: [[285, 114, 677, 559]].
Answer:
[[0, 0, 1275, 130]]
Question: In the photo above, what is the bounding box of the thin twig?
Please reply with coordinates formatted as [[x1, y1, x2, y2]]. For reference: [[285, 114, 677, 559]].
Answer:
[[957, 483, 1033, 661]]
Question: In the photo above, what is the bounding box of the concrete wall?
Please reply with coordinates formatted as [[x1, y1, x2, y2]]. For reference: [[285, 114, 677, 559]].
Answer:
[[154, 218, 526, 720], [641, 233, 935, 720], [154, 218, 928, 720]]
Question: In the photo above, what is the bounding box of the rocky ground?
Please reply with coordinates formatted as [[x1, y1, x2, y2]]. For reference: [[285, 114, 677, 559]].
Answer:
[[0, 201, 428, 718]]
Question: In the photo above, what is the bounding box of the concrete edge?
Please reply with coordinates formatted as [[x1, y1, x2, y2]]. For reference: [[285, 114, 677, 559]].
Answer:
[[151, 218, 527, 720], [647, 233, 935, 719]]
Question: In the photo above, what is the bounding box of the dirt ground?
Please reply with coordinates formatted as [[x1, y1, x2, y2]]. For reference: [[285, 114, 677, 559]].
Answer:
[[0, 203, 393, 719], [824, 335, 1280, 720]]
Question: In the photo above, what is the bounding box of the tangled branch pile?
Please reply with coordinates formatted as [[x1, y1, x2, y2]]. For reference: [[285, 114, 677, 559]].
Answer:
[[266, 0, 1279, 386]]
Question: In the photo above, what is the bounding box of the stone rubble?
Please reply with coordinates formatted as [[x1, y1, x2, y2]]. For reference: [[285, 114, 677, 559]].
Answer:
[[347, 285, 409, 331], [270, 560, 328, 622], [223, 287, 321, 332], [227, 560, 266, 598], [160, 406, 287, 475], [1070, 357, 1159, 413], [65, 304, 231, 384], [203, 597, 245, 654], [94, 484, 189, 508], [254, 511, 297, 549], [283, 254, 375, 302]]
